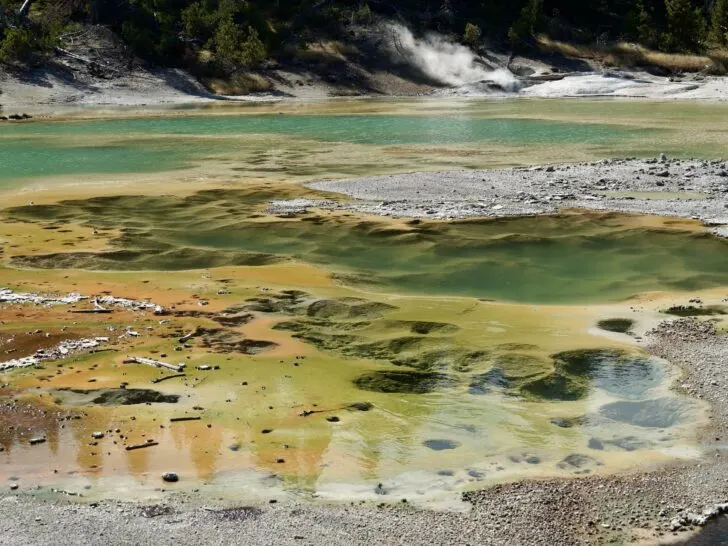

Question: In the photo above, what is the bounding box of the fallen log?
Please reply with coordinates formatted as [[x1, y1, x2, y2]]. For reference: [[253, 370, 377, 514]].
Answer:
[[125, 441, 159, 451], [170, 416, 201, 423], [152, 373, 186, 384], [178, 328, 201, 343], [124, 356, 184, 373]]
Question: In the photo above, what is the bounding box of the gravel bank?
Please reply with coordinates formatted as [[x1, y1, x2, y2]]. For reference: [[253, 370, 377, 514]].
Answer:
[[271, 157, 728, 236], [3, 318, 728, 545]]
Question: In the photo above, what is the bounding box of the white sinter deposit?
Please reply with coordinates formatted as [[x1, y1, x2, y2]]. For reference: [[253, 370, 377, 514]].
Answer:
[[269, 157, 728, 235], [0, 337, 110, 372], [0, 288, 163, 313]]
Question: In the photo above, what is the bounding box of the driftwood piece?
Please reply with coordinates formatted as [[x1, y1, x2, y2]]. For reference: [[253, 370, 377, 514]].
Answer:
[[151, 373, 186, 384], [54, 47, 96, 65], [123, 356, 184, 373], [178, 328, 201, 343], [125, 441, 159, 451]]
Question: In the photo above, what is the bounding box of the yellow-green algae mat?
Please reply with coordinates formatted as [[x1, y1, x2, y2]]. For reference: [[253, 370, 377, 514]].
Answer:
[[0, 184, 724, 506]]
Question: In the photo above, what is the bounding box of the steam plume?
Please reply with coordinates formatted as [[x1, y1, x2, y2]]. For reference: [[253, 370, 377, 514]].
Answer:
[[385, 23, 519, 91]]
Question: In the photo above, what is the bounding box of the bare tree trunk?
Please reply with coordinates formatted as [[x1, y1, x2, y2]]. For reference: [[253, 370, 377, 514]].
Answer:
[[19, 0, 33, 16]]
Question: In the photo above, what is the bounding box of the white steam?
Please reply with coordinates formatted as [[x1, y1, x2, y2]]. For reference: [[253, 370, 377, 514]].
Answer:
[[385, 23, 519, 91]]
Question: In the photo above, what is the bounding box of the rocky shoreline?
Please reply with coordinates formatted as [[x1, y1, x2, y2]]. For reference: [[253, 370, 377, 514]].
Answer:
[[268, 157, 728, 237], [2, 317, 727, 545]]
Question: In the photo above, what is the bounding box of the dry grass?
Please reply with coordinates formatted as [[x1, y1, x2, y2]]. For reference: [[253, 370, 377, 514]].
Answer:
[[536, 35, 728, 75], [203, 73, 274, 95]]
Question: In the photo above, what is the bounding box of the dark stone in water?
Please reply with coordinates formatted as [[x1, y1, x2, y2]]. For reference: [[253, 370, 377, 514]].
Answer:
[[354, 371, 455, 394], [162, 472, 179, 483], [423, 439, 461, 451], [550, 416, 586, 428], [347, 402, 373, 411], [521, 373, 587, 401], [600, 398, 687, 428], [557, 454, 601, 469], [552, 349, 627, 376], [663, 305, 727, 317], [588, 438, 605, 450], [609, 436, 651, 451], [408, 321, 459, 335], [597, 318, 635, 334]]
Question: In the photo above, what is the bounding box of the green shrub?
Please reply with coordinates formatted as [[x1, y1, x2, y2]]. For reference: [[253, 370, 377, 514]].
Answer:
[[508, 0, 542, 47], [710, 0, 728, 46], [182, 1, 217, 43], [215, 15, 266, 68], [354, 3, 372, 24], [214, 13, 243, 65], [663, 0, 706, 52], [240, 26, 266, 67], [0, 28, 34, 63], [463, 22, 481, 48]]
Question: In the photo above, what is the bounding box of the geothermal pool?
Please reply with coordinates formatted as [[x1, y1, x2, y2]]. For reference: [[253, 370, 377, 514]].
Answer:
[[1, 99, 727, 505]]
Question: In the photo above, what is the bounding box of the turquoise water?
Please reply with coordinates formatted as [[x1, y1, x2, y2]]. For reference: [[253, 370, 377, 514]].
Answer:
[[0, 114, 652, 185], [0, 139, 192, 182], [0, 114, 646, 145]]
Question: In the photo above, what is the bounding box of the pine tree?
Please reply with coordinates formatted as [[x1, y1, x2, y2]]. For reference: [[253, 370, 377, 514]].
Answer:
[[508, 0, 543, 46], [710, 0, 728, 46], [664, 0, 706, 52], [634, 0, 658, 48], [240, 26, 266, 66], [214, 13, 244, 65]]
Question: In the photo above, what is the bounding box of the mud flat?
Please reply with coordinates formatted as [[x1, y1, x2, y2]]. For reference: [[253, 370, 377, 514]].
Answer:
[[281, 157, 728, 236]]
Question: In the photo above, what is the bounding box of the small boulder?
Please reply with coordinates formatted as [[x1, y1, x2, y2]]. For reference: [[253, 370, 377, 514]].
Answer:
[[162, 472, 179, 483]]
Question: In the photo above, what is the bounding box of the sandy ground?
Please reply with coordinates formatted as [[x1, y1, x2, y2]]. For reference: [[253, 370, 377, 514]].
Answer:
[[0, 63, 219, 113], [4, 66, 728, 115]]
